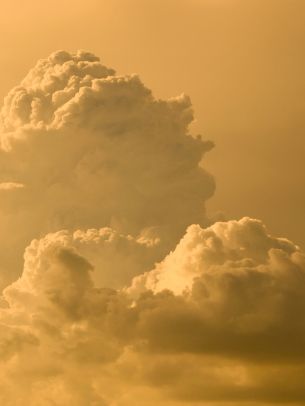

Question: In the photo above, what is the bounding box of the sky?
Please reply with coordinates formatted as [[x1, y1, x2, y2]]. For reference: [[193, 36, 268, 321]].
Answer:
[[0, 1, 304, 405], [0, 0, 304, 247]]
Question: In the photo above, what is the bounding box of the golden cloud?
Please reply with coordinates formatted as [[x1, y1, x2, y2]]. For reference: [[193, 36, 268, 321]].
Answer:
[[0, 51, 303, 405]]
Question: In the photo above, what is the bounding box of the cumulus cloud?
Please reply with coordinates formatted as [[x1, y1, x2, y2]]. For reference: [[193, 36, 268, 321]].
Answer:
[[131, 218, 305, 358], [0, 51, 304, 405], [0, 50, 214, 289], [1, 218, 305, 405]]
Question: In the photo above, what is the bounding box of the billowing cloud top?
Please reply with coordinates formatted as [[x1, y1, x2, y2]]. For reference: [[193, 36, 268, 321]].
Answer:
[[1, 50, 115, 133], [1, 217, 305, 405], [0, 50, 214, 289], [0, 51, 304, 406]]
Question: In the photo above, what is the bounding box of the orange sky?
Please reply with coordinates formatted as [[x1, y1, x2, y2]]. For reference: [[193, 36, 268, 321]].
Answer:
[[0, 2, 305, 405], [0, 0, 304, 247]]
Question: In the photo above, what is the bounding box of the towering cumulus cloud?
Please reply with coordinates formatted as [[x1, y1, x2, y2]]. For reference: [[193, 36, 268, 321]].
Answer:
[[0, 51, 304, 405], [0, 50, 214, 290]]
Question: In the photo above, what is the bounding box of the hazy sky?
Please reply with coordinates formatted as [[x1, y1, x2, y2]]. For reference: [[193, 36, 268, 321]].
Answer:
[[0, 1, 305, 405], [0, 0, 304, 247]]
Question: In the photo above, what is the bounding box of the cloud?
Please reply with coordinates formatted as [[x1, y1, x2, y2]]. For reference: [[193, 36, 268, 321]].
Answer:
[[131, 218, 305, 360], [0, 50, 115, 134], [0, 218, 305, 404], [0, 50, 214, 289], [0, 51, 304, 405], [0, 182, 24, 190]]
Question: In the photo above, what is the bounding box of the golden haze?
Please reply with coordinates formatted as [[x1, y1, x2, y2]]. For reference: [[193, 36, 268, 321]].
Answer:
[[0, 1, 304, 405]]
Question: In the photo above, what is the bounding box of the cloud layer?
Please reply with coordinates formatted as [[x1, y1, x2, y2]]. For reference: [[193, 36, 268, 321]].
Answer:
[[1, 218, 305, 405], [0, 51, 304, 405]]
